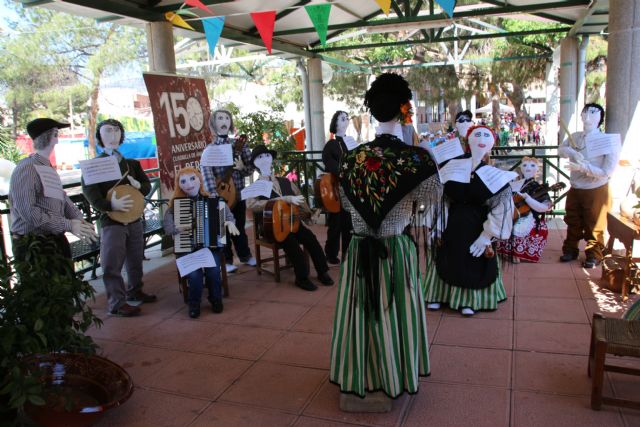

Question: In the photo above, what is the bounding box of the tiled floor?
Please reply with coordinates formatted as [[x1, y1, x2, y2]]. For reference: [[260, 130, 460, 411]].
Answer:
[[87, 219, 640, 427]]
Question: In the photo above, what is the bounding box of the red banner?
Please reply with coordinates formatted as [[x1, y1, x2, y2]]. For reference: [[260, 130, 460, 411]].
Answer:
[[143, 73, 212, 196]]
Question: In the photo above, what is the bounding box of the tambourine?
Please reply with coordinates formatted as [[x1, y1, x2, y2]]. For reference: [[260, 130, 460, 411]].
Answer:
[[106, 185, 145, 225]]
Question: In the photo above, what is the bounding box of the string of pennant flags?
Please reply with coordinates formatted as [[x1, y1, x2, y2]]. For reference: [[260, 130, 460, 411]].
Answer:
[[165, 0, 456, 56]]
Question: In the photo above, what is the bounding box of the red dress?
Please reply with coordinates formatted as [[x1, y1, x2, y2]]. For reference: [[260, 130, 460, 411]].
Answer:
[[496, 179, 550, 262]]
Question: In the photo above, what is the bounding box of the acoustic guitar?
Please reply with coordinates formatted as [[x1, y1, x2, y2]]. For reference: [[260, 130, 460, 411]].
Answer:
[[313, 173, 340, 213], [513, 182, 565, 221], [262, 199, 301, 243], [215, 134, 247, 209]]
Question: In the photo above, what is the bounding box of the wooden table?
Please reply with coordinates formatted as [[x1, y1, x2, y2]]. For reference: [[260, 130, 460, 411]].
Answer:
[[606, 212, 640, 300]]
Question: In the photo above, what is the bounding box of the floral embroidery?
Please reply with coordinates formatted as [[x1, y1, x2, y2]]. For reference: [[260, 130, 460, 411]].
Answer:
[[341, 141, 431, 214]]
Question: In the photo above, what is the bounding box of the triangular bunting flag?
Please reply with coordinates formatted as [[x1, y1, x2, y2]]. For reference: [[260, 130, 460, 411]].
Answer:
[[375, 0, 391, 15], [165, 12, 195, 31], [250, 11, 276, 54], [175, 9, 200, 18], [435, 0, 456, 18], [202, 16, 225, 55], [184, 0, 212, 15], [305, 4, 331, 46]]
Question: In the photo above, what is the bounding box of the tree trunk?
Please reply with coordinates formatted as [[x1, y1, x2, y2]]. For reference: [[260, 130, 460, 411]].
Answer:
[[87, 79, 100, 159]]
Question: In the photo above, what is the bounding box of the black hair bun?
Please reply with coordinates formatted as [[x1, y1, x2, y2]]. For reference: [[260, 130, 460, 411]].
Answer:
[[364, 73, 412, 122]]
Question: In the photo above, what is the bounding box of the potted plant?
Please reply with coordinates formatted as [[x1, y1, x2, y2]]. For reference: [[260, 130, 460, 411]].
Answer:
[[0, 235, 132, 426]]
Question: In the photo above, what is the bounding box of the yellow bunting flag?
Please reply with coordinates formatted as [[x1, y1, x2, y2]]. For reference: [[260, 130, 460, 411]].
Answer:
[[375, 0, 391, 15], [165, 11, 195, 31]]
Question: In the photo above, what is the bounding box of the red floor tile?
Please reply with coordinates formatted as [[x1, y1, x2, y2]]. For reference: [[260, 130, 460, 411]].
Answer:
[[220, 361, 326, 412], [511, 391, 625, 427], [232, 300, 310, 330], [87, 313, 166, 343], [262, 282, 333, 306], [514, 351, 594, 396], [434, 317, 513, 350], [262, 331, 331, 369], [198, 324, 284, 360], [582, 298, 632, 323], [515, 296, 589, 323], [404, 383, 510, 427], [93, 387, 209, 427], [515, 320, 591, 355], [128, 317, 217, 351], [292, 305, 336, 335], [426, 345, 511, 388], [226, 278, 279, 302], [189, 402, 296, 427], [144, 352, 252, 400], [516, 277, 580, 299], [294, 416, 366, 427], [303, 381, 410, 427], [516, 262, 575, 279]]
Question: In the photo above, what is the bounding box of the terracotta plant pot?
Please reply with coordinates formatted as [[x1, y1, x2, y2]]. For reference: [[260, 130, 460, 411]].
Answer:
[[24, 353, 134, 427]]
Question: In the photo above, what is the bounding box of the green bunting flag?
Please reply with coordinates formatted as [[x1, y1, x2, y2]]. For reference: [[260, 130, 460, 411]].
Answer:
[[304, 4, 332, 47]]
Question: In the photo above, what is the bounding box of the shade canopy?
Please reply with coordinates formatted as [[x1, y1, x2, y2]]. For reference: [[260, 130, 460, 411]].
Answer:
[[475, 103, 515, 114]]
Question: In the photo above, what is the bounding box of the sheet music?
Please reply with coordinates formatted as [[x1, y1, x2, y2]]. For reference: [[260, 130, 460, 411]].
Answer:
[[475, 165, 518, 194], [586, 132, 620, 158], [200, 144, 233, 167], [34, 165, 64, 200], [241, 179, 273, 200], [79, 156, 122, 185], [430, 137, 464, 164], [176, 247, 217, 277], [343, 136, 359, 151], [438, 158, 472, 184]]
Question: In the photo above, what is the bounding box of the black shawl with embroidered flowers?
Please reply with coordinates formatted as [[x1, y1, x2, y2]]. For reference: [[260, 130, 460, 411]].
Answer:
[[339, 134, 438, 231]]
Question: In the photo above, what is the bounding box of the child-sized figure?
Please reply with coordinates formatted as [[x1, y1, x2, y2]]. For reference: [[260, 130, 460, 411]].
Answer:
[[163, 167, 240, 318], [496, 157, 552, 263]]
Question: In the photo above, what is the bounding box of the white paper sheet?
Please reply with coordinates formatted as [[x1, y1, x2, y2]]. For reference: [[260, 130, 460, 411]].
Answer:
[[34, 165, 64, 200], [176, 247, 217, 277], [343, 136, 359, 151], [475, 165, 518, 194], [200, 144, 233, 167], [586, 132, 621, 158], [430, 137, 464, 164], [438, 158, 472, 184], [241, 179, 273, 200], [79, 156, 122, 185]]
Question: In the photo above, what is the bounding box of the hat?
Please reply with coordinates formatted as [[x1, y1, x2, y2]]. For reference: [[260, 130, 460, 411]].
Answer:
[[250, 144, 277, 166], [26, 118, 70, 140]]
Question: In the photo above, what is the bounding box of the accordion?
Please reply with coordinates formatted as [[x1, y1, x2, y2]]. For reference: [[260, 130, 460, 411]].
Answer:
[[173, 196, 227, 253]]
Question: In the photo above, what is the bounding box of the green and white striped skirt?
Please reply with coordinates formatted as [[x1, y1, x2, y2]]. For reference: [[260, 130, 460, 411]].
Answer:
[[329, 235, 430, 398], [422, 256, 507, 311], [623, 298, 640, 320]]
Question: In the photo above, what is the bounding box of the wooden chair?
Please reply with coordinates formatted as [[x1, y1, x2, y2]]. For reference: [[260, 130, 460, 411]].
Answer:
[[588, 313, 640, 410], [178, 253, 229, 304], [253, 212, 308, 282]]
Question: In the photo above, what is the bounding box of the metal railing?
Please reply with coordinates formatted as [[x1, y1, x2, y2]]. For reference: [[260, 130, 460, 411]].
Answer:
[[1, 147, 568, 264]]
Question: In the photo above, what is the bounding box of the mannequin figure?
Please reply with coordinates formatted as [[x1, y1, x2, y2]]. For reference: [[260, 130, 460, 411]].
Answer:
[[330, 73, 441, 403], [10, 118, 97, 262], [496, 157, 552, 263], [322, 110, 353, 264], [558, 103, 621, 268], [200, 109, 255, 273], [425, 125, 514, 316], [454, 110, 474, 152], [163, 167, 239, 318], [247, 145, 333, 291], [82, 119, 154, 317]]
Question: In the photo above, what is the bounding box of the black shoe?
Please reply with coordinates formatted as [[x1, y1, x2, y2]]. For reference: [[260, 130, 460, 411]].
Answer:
[[109, 303, 141, 317], [127, 291, 157, 304], [559, 253, 578, 262], [582, 257, 601, 269], [317, 272, 334, 286], [188, 305, 200, 319], [295, 278, 318, 292], [327, 257, 340, 265], [211, 298, 224, 313]]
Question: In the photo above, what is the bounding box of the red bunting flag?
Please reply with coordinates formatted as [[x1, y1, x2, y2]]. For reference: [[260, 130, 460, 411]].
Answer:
[[184, 0, 212, 15], [250, 11, 276, 54]]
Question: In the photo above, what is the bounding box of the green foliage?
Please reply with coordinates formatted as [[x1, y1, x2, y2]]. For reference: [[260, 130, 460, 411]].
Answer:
[[232, 107, 296, 156], [0, 124, 22, 163], [0, 236, 102, 417]]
